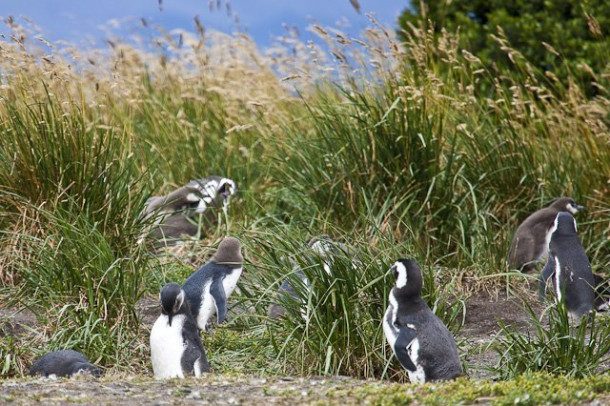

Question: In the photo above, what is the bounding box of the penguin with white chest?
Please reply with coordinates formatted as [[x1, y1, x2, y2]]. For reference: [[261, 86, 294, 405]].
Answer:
[[538, 212, 596, 319], [383, 259, 462, 383], [150, 283, 210, 379], [183, 237, 244, 332], [508, 197, 585, 272]]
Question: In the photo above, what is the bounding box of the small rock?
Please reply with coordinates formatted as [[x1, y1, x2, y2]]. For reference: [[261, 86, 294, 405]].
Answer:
[[187, 391, 201, 400]]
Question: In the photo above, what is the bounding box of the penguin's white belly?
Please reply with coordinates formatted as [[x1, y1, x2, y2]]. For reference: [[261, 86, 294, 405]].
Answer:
[[150, 314, 186, 379], [197, 268, 242, 330], [406, 338, 426, 383], [223, 267, 243, 297], [383, 306, 398, 350], [197, 281, 216, 329], [383, 295, 400, 350]]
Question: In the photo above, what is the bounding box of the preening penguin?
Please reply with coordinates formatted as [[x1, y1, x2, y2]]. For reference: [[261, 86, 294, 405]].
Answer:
[[29, 350, 102, 378], [538, 212, 595, 320], [141, 176, 236, 244], [508, 197, 585, 272], [183, 237, 244, 331], [382, 259, 462, 383], [150, 283, 210, 379]]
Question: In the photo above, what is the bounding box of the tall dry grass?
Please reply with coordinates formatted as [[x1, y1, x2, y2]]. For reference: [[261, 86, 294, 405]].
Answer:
[[0, 14, 608, 378]]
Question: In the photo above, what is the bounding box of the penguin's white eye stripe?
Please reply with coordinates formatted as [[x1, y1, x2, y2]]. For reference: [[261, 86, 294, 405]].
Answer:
[[175, 290, 185, 311], [394, 262, 407, 288]]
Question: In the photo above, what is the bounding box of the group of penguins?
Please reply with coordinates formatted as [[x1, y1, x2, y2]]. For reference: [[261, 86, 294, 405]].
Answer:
[[28, 178, 609, 384]]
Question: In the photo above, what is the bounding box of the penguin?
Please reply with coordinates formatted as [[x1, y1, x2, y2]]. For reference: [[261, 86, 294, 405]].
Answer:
[[150, 282, 210, 379], [538, 212, 596, 319], [29, 350, 102, 378], [267, 267, 310, 319], [182, 237, 244, 331], [382, 259, 462, 383], [508, 197, 585, 272], [267, 236, 358, 319], [141, 176, 236, 244]]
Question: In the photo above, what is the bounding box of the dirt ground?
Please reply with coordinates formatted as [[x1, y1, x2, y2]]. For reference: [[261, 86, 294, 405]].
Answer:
[[0, 374, 390, 405], [0, 288, 544, 405]]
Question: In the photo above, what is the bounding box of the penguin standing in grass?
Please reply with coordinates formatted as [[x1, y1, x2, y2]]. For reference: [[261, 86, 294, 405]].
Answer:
[[267, 236, 359, 319], [150, 283, 210, 379], [383, 259, 462, 383], [29, 350, 102, 378], [538, 212, 596, 320], [183, 237, 244, 332], [508, 197, 585, 272]]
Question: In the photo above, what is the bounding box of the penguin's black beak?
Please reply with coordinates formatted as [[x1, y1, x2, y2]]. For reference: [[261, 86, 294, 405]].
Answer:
[[168, 313, 173, 327]]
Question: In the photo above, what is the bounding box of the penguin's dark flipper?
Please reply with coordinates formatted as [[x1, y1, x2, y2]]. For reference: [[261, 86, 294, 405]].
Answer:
[[181, 322, 210, 375], [210, 278, 228, 324], [539, 256, 556, 302], [394, 327, 417, 372], [181, 345, 202, 375]]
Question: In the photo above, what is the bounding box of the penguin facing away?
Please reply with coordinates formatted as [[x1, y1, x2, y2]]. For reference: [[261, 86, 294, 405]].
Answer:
[[508, 197, 585, 272], [150, 282, 210, 379], [141, 176, 236, 243], [383, 259, 462, 383], [538, 212, 596, 320], [29, 350, 103, 378], [182, 237, 244, 332]]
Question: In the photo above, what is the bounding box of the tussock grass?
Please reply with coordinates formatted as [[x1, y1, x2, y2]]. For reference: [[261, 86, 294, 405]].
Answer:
[[0, 12, 608, 384], [492, 301, 610, 379], [235, 227, 465, 379]]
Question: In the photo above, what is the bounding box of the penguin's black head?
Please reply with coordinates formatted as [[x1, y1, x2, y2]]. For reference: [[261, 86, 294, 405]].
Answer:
[[551, 212, 578, 237], [188, 176, 237, 212], [390, 259, 423, 298], [551, 197, 585, 215], [216, 178, 237, 205], [159, 282, 185, 326]]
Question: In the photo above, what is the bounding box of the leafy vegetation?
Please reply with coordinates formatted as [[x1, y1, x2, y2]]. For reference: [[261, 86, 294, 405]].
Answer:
[[0, 7, 609, 403], [398, 0, 610, 96]]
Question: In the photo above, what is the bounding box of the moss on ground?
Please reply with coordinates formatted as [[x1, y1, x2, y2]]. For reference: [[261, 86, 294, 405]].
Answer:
[[325, 373, 610, 405]]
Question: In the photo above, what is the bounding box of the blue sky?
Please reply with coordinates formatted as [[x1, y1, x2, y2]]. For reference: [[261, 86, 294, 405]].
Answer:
[[0, 1, 410, 49]]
